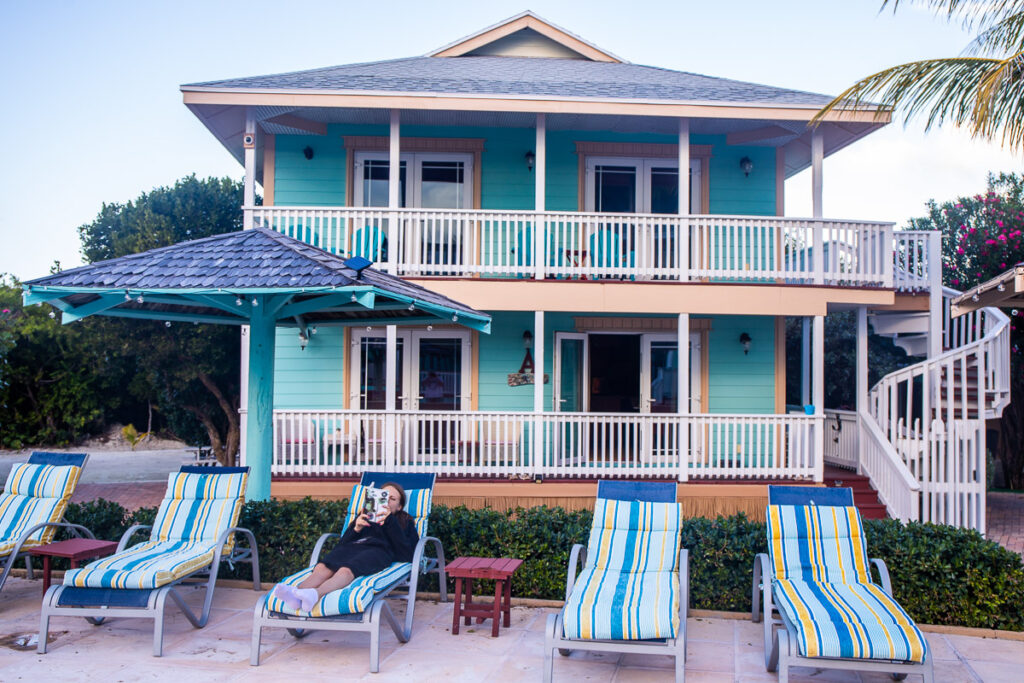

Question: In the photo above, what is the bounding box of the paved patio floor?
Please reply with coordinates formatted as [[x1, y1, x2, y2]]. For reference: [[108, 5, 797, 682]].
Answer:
[[0, 578, 1021, 682]]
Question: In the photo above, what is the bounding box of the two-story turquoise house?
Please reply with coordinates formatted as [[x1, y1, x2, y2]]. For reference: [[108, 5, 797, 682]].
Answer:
[[181, 12, 1010, 530]]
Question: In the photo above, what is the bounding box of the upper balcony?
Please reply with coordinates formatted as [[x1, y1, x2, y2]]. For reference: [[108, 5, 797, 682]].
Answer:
[[250, 206, 936, 289]]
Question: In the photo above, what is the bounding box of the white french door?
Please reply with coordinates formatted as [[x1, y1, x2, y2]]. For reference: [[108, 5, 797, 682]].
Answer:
[[584, 157, 702, 214]]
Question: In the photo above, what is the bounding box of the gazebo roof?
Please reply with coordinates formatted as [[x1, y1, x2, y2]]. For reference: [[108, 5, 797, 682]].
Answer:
[[22, 227, 490, 332]]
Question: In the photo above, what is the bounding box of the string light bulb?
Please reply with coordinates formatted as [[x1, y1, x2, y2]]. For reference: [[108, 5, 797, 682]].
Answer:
[[165, 321, 171, 328], [251, 297, 258, 307], [235, 297, 243, 306], [124, 292, 132, 301], [136, 295, 144, 304]]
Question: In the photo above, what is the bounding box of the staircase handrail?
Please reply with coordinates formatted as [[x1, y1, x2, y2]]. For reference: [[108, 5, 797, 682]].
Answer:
[[857, 409, 921, 523]]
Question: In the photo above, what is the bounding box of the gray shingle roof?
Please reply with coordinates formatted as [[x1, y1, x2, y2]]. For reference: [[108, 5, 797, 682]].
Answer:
[[184, 56, 833, 106], [25, 227, 487, 322]]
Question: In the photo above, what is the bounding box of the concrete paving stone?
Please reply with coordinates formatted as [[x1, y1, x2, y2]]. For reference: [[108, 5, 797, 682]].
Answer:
[[685, 640, 736, 673], [484, 655, 563, 682], [734, 646, 769, 675], [961, 658, 1021, 682], [923, 632, 961, 661], [256, 637, 397, 676], [689, 616, 737, 643], [546, 654, 618, 682], [733, 618, 765, 641], [619, 652, 677, 669], [369, 648, 515, 681], [612, 667, 680, 682], [946, 633, 1024, 664], [670, 672, 736, 683], [783, 666, 862, 682]]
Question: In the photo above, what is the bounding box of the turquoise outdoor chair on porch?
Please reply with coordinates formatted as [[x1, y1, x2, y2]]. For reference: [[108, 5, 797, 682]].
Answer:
[[544, 480, 688, 682], [751, 485, 932, 683], [0, 452, 92, 595], [251, 471, 447, 673]]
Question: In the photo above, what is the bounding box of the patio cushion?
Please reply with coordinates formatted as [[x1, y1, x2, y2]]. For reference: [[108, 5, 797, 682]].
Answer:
[[266, 562, 412, 617], [0, 463, 82, 555], [766, 504, 871, 583], [63, 540, 219, 589], [342, 484, 432, 539], [562, 498, 682, 641], [773, 578, 928, 663]]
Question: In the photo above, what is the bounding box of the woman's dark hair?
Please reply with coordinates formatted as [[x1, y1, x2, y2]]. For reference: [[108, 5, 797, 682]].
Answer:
[[381, 481, 413, 528]]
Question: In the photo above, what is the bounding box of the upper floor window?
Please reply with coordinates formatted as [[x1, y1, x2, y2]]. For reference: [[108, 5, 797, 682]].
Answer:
[[355, 152, 473, 209], [585, 157, 702, 214]]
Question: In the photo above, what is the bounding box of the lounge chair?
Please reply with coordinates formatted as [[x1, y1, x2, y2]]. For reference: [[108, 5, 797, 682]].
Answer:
[[0, 451, 92, 595], [250, 471, 447, 673], [38, 465, 260, 656], [544, 480, 688, 682], [751, 485, 932, 682]]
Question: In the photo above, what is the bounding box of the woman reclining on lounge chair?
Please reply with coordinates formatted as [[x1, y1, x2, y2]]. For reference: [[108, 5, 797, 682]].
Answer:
[[272, 482, 419, 612]]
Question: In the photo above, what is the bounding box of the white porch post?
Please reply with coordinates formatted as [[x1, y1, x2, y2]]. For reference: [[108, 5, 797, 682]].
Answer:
[[678, 119, 690, 281], [801, 317, 811, 407], [385, 324, 397, 470], [856, 306, 868, 475], [928, 231, 943, 358], [243, 110, 256, 230], [533, 310, 545, 477], [534, 114, 546, 280], [387, 110, 401, 274], [811, 129, 824, 284], [812, 314, 825, 482], [239, 326, 249, 467], [677, 313, 690, 482]]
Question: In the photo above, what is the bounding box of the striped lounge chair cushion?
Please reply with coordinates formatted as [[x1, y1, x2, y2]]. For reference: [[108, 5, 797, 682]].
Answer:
[[63, 471, 247, 590], [0, 463, 82, 556], [767, 504, 928, 663], [562, 498, 682, 641], [265, 485, 432, 617], [266, 562, 412, 617]]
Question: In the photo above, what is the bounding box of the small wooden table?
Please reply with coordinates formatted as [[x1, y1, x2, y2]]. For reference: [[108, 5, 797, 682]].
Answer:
[[26, 538, 119, 594], [447, 556, 523, 637]]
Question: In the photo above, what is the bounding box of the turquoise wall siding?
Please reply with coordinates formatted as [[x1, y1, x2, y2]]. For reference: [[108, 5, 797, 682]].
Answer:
[[272, 126, 778, 216], [272, 327, 345, 409]]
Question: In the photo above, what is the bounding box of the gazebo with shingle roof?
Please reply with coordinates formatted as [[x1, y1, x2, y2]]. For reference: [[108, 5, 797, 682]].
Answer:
[[22, 227, 490, 499]]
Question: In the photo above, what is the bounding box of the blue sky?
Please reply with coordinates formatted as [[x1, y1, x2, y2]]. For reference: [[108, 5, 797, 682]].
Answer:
[[1, 0, 1020, 279]]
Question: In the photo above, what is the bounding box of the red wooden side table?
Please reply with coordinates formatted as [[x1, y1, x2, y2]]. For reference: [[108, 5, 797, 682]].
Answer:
[[447, 556, 523, 637], [26, 538, 119, 594]]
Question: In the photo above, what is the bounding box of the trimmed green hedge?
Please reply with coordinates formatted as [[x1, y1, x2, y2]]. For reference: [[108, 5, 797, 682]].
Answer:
[[62, 499, 1024, 631]]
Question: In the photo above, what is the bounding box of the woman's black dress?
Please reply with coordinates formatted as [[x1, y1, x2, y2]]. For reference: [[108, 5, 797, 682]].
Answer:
[[321, 513, 419, 576]]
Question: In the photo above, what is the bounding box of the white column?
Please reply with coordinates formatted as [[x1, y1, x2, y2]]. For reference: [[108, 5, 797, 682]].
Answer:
[[928, 231, 943, 358], [385, 324, 397, 470], [387, 110, 401, 273], [243, 111, 256, 230], [801, 317, 811, 407], [238, 325, 249, 467], [678, 119, 690, 282], [677, 313, 690, 482], [811, 129, 824, 284], [812, 314, 825, 482], [856, 306, 868, 475], [533, 310, 545, 477], [534, 114, 546, 280]]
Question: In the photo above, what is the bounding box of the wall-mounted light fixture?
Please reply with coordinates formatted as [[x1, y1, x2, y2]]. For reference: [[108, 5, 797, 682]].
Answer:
[[739, 332, 752, 355], [525, 150, 535, 172], [519, 329, 535, 373], [298, 332, 308, 351], [739, 156, 753, 177], [303, 146, 315, 160]]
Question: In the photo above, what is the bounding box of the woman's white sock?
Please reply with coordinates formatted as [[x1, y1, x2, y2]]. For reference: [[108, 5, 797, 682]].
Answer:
[[272, 583, 301, 610], [294, 587, 319, 611]]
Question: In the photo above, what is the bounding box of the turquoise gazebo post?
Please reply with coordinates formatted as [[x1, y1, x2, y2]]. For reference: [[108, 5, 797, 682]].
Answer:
[[21, 228, 490, 502], [246, 296, 276, 501]]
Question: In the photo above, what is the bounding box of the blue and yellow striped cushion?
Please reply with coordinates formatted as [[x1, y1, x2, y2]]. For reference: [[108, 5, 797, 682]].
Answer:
[[0, 463, 82, 556], [266, 562, 412, 617], [562, 498, 682, 641], [63, 540, 220, 589], [342, 484, 432, 539], [767, 504, 927, 663], [63, 470, 247, 590], [767, 504, 871, 583]]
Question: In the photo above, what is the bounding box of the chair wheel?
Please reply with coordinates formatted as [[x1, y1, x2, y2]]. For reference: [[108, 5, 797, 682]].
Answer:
[[558, 648, 570, 657], [287, 628, 310, 639], [891, 675, 907, 681], [86, 616, 105, 626]]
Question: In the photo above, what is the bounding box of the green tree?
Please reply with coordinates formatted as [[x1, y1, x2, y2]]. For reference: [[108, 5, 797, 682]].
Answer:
[[816, 1, 1024, 149], [907, 173, 1024, 487], [76, 175, 249, 463]]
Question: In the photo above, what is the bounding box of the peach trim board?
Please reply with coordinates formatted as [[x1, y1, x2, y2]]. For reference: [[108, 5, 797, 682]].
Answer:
[[269, 480, 798, 519], [429, 13, 621, 63], [774, 316, 786, 414], [182, 91, 888, 124], [403, 279, 896, 316], [262, 134, 275, 204]]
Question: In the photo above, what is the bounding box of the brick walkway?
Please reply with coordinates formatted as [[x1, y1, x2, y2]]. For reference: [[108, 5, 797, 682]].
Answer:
[[987, 492, 1024, 556], [71, 482, 166, 511]]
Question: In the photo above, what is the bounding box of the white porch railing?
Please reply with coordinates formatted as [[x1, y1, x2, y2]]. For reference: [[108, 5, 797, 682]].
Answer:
[[271, 410, 820, 481], [858, 410, 921, 523], [250, 206, 894, 286], [822, 409, 859, 471]]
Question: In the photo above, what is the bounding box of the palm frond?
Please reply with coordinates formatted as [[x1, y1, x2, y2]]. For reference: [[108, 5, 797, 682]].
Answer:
[[884, 1, 1024, 30], [964, 10, 1024, 55], [812, 56, 1024, 149]]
